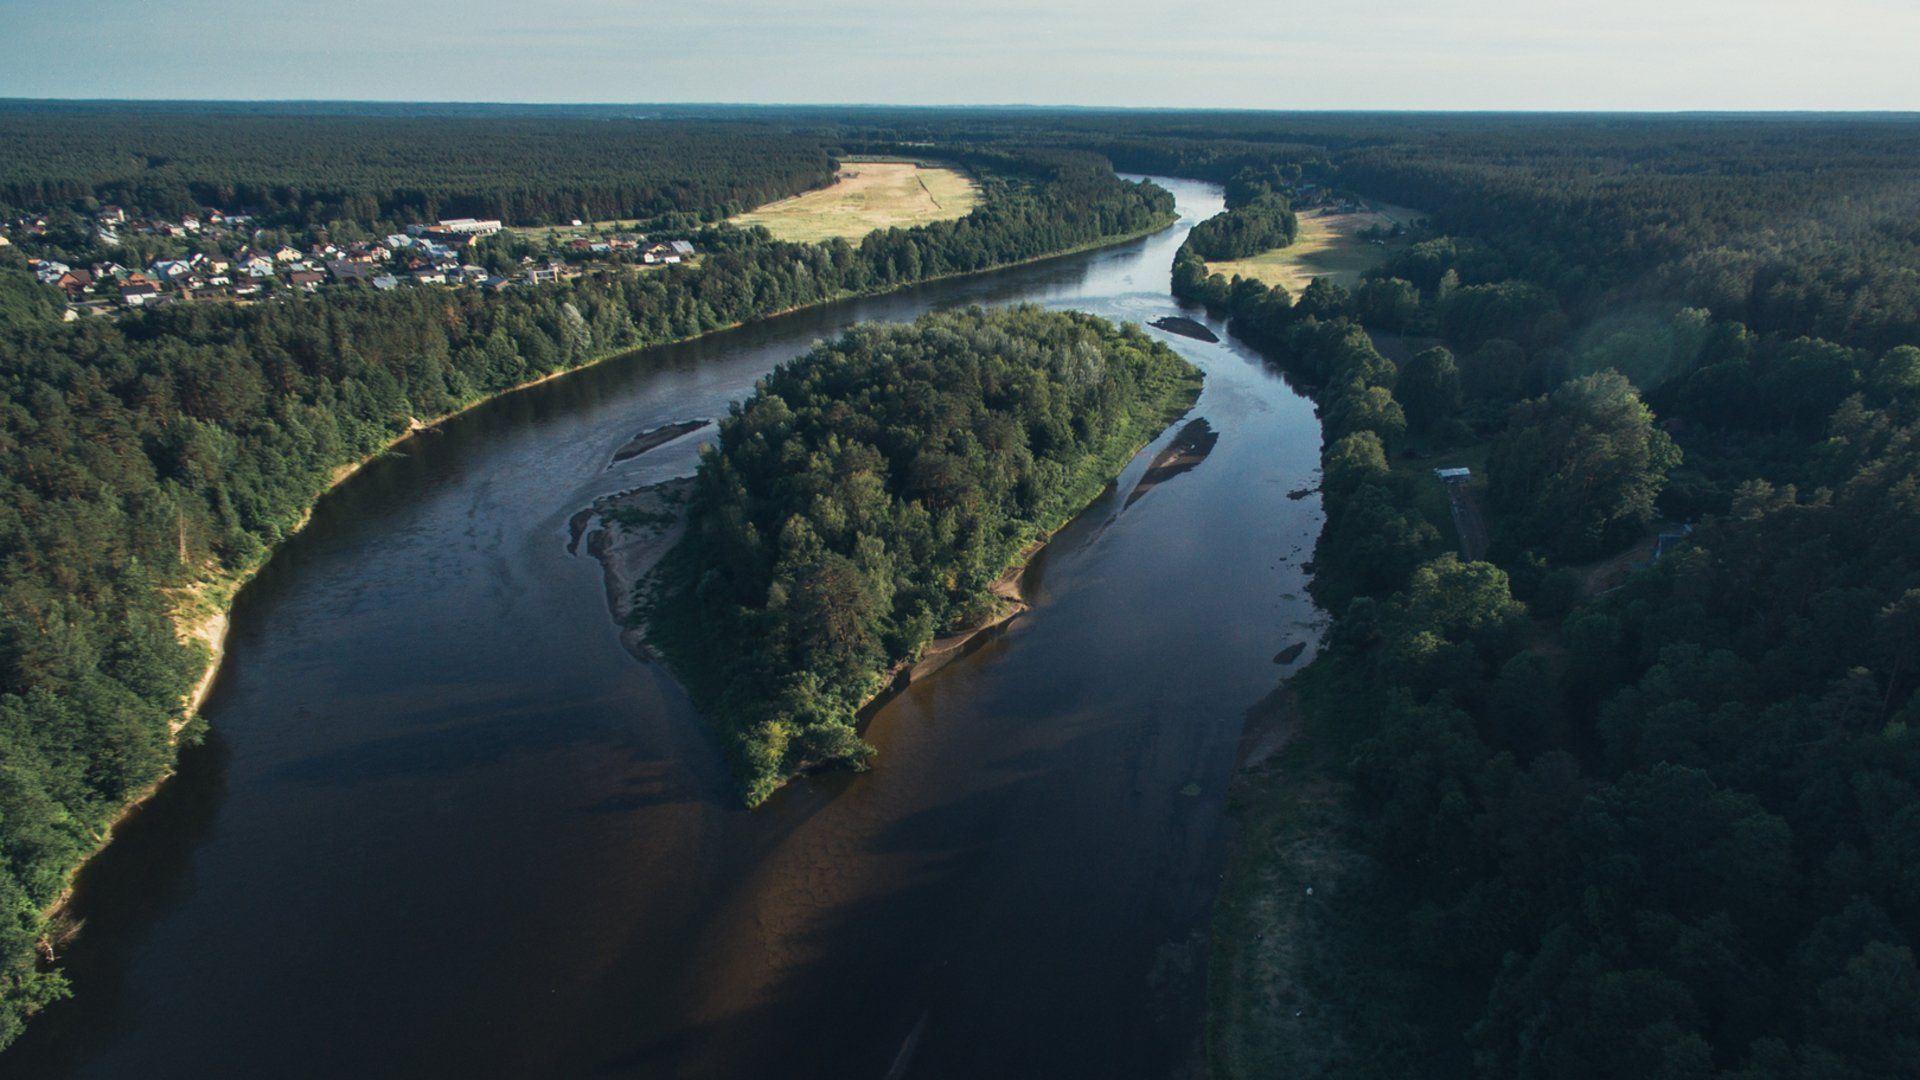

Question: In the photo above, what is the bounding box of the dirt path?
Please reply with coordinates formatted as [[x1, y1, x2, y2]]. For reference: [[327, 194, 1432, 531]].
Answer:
[[1446, 483, 1489, 561]]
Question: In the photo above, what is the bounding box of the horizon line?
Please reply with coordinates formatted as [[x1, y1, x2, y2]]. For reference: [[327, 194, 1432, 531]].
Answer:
[[3, 97, 1918, 117]]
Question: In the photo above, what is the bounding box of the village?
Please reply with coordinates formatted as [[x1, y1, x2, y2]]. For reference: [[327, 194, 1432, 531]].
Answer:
[[4, 205, 697, 318]]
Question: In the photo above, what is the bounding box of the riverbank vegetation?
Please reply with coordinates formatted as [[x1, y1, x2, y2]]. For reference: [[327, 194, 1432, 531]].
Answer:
[[0, 138, 1175, 1046], [1170, 125, 1920, 1079], [646, 306, 1200, 805]]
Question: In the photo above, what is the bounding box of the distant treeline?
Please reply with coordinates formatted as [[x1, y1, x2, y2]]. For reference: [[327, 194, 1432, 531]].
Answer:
[[648, 307, 1199, 804], [769, 108, 1920, 354], [0, 150, 1172, 1046], [0, 111, 838, 230]]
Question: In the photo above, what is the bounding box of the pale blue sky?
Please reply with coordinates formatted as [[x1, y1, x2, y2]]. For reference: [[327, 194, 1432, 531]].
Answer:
[[2, 0, 1915, 109]]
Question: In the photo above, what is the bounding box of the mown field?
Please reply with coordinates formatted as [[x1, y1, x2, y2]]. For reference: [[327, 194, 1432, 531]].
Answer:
[[1206, 202, 1422, 294], [728, 160, 978, 242]]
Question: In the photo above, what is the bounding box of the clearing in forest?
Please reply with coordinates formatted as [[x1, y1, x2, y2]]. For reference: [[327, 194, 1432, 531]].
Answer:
[[730, 160, 978, 243], [1206, 201, 1424, 295]]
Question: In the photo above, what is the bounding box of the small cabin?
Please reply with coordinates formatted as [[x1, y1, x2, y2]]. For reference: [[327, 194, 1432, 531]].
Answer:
[[1434, 467, 1472, 483]]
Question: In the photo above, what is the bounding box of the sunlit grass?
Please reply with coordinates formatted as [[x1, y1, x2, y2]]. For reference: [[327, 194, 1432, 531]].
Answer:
[[730, 160, 978, 243]]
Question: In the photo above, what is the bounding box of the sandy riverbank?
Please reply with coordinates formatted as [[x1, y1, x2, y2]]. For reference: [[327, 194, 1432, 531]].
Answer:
[[609, 419, 710, 466], [1125, 418, 1219, 509], [574, 478, 696, 662]]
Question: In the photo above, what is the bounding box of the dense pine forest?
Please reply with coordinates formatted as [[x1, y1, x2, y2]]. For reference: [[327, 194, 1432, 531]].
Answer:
[[648, 306, 1199, 804], [0, 109, 837, 230], [0, 127, 1173, 1045], [1152, 123, 1920, 1079]]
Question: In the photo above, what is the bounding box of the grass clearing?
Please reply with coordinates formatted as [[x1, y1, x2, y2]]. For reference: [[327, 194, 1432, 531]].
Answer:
[[729, 160, 978, 243], [1207, 202, 1423, 295]]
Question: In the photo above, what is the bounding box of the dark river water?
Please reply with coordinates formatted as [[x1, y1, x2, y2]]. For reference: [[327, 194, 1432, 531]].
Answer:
[[3, 177, 1326, 1079]]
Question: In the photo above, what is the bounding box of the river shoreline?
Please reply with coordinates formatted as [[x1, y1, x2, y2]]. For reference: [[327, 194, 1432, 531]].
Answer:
[[31, 212, 1179, 957]]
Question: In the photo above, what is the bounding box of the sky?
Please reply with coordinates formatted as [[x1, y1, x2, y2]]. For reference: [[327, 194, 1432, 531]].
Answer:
[[3, 0, 1917, 110]]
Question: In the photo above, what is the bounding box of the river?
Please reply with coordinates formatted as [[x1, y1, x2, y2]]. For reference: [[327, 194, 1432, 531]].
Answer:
[[2, 177, 1326, 1079]]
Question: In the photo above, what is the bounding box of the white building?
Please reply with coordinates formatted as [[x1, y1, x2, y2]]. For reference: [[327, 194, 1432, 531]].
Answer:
[[434, 218, 503, 236]]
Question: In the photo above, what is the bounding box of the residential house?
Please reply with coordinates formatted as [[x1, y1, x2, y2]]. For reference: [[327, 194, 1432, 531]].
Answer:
[[272, 245, 302, 262], [642, 241, 693, 265], [151, 259, 195, 282], [53, 269, 94, 297], [119, 281, 161, 306], [420, 230, 480, 250]]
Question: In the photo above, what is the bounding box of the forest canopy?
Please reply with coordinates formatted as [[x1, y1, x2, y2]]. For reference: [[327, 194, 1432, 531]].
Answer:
[[0, 109, 838, 230]]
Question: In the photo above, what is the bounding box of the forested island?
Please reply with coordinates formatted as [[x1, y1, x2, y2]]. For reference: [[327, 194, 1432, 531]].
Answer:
[[644, 306, 1200, 804]]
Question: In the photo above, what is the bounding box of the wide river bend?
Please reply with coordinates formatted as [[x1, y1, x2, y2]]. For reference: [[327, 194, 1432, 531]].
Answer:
[[4, 177, 1326, 1079]]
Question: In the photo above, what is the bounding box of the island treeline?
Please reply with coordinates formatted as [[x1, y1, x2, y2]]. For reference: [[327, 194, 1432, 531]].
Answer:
[[648, 306, 1199, 805], [1169, 137, 1920, 1077], [1182, 191, 1298, 261], [0, 150, 1172, 1045]]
